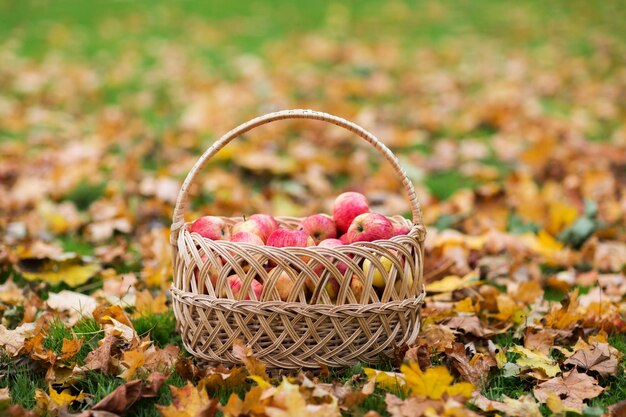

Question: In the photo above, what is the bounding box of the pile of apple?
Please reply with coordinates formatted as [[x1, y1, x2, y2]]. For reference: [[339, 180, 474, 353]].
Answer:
[[189, 192, 411, 302]]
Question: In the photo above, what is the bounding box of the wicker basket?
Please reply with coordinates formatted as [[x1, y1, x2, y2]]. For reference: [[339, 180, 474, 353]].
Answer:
[[170, 109, 426, 369]]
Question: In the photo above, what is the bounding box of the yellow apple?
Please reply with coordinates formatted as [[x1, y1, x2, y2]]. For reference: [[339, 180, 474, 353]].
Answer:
[[362, 256, 393, 288]]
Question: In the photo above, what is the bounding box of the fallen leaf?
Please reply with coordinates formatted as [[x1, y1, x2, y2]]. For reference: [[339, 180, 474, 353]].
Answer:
[[385, 393, 443, 417], [426, 273, 480, 293], [47, 290, 97, 325], [82, 334, 118, 375], [564, 342, 619, 378], [472, 394, 543, 417], [17, 254, 100, 287], [0, 322, 36, 356], [524, 330, 555, 355], [401, 362, 474, 400], [232, 339, 268, 380], [363, 368, 407, 394], [446, 343, 495, 388], [510, 345, 561, 378], [59, 337, 82, 361], [533, 370, 604, 411], [133, 290, 168, 317], [92, 372, 166, 414], [157, 382, 217, 417], [119, 349, 145, 381]]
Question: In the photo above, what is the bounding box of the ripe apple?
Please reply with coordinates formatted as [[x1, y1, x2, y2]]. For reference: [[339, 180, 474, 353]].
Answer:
[[232, 214, 278, 242], [345, 213, 394, 243], [194, 253, 219, 291], [299, 214, 337, 244], [362, 256, 393, 288], [230, 231, 264, 245], [266, 229, 315, 248], [190, 216, 231, 240], [389, 217, 411, 236], [350, 275, 365, 301], [333, 192, 370, 235], [268, 268, 295, 301], [394, 269, 414, 295], [339, 234, 349, 244], [223, 274, 263, 300], [317, 238, 348, 274]]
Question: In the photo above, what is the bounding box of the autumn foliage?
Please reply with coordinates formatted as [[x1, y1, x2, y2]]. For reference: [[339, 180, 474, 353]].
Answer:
[[1, 1, 626, 417]]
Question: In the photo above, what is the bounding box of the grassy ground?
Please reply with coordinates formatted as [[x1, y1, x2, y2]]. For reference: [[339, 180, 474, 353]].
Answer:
[[1, 1, 626, 416]]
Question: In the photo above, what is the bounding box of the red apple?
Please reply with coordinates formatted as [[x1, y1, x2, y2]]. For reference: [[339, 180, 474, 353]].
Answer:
[[190, 216, 231, 240], [350, 275, 365, 301], [333, 192, 370, 235], [223, 274, 263, 300], [346, 212, 394, 243], [339, 234, 349, 244], [266, 229, 315, 248], [194, 253, 219, 291], [299, 214, 337, 244], [230, 231, 264, 245], [317, 239, 348, 274], [269, 268, 295, 301], [389, 217, 411, 236], [232, 214, 278, 242]]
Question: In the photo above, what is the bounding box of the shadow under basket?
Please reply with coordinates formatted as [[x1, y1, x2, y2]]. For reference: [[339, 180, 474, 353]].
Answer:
[[170, 109, 426, 369]]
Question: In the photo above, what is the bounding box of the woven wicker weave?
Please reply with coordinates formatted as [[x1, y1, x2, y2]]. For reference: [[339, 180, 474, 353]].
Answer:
[[170, 109, 426, 369]]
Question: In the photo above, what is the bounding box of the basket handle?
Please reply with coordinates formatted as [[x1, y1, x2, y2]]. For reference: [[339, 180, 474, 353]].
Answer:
[[171, 109, 423, 239]]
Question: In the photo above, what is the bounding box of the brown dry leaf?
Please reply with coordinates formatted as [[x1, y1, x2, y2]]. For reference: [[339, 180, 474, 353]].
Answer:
[[524, 330, 555, 355], [144, 344, 179, 372], [609, 399, 626, 417], [444, 315, 504, 338], [385, 393, 443, 417], [564, 342, 620, 377], [533, 370, 604, 411], [0, 322, 36, 356], [543, 289, 583, 330], [446, 343, 495, 387], [91, 372, 166, 415], [415, 324, 456, 353], [157, 382, 218, 417], [222, 386, 266, 417], [198, 367, 247, 392], [82, 334, 118, 375], [232, 339, 268, 380]]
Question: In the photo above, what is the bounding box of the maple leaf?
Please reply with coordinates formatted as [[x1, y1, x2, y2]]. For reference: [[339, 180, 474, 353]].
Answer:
[[564, 342, 619, 378], [157, 382, 217, 417], [0, 322, 36, 356], [510, 345, 561, 378], [119, 349, 146, 381], [401, 362, 474, 400], [133, 289, 169, 317], [446, 343, 495, 388], [231, 339, 268, 380], [46, 290, 97, 325], [533, 370, 604, 411], [265, 378, 341, 417], [58, 337, 82, 361], [48, 385, 89, 408], [82, 334, 118, 375]]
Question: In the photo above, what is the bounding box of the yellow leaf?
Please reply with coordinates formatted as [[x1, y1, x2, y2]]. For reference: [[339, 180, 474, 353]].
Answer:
[[119, 349, 145, 381], [133, 290, 168, 317], [510, 346, 560, 377], [17, 254, 100, 287], [232, 339, 268, 380], [454, 298, 476, 314], [248, 374, 272, 389], [547, 201, 578, 235], [59, 337, 83, 361], [265, 378, 340, 417], [157, 383, 214, 417], [401, 363, 474, 400], [49, 385, 88, 407], [426, 273, 480, 293], [364, 368, 407, 393]]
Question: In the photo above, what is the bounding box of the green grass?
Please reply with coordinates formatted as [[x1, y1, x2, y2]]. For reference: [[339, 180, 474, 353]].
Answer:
[[0, 363, 46, 410], [424, 171, 478, 201], [132, 311, 181, 349], [42, 317, 104, 365], [62, 180, 106, 211]]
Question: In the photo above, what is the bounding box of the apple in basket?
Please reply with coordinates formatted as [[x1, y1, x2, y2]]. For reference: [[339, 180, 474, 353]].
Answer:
[[345, 212, 394, 243], [194, 253, 219, 290], [230, 231, 264, 245], [268, 268, 295, 301], [232, 214, 278, 242], [389, 216, 411, 236], [305, 238, 346, 300], [190, 216, 231, 240], [362, 256, 394, 289], [350, 275, 365, 301], [222, 274, 264, 300], [333, 192, 370, 235], [298, 214, 337, 244]]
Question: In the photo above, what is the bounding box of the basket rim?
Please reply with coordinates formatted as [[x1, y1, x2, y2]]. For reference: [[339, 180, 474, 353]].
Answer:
[[171, 285, 426, 310]]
